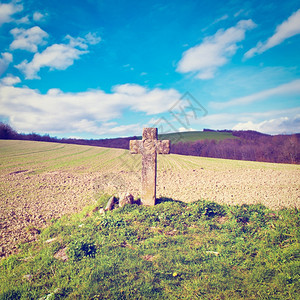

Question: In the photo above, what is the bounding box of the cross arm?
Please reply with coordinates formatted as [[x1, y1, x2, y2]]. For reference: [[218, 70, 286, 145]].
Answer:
[[130, 140, 143, 154], [156, 140, 170, 154]]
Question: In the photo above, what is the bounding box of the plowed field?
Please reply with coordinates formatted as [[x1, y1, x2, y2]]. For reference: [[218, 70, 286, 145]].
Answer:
[[1, 140, 299, 257]]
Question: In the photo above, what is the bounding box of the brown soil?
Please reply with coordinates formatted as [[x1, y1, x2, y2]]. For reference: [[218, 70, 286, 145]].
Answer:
[[0, 150, 299, 258]]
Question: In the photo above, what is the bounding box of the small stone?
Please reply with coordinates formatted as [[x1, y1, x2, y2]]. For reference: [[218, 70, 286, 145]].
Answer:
[[142, 254, 155, 261], [119, 193, 134, 207], [45, 238, 57, 244], [24, 274, 33, 281], [105, 196, 117, 211], [206, 251, 219, 256], [54, 247, 68, 261]]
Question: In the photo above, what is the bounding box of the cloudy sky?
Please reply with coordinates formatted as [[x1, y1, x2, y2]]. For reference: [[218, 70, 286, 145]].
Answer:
[[0, 0, 299, 138]]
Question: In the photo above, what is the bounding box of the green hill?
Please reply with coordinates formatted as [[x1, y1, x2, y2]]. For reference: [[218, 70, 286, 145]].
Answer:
[[135, 130, 238, 143], [1, 196, 299, 300], [159, 130, 237, 143]]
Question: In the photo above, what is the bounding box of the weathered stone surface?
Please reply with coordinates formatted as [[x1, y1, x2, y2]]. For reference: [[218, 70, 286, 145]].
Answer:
[[130, 128, 170, 206], [129, 140, 140, 154], [119, 193, 134, 207], [105, 196, 117, 211], [45, 237, 57, 244], [54, 247, 68, 261], [23, 274, 33, 281], [156, 140, 170, 154]]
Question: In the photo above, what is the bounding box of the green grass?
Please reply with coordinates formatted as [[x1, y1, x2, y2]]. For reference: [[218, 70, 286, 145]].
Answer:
[[1, 195, 299, 300], [135, 130, 238, 143]]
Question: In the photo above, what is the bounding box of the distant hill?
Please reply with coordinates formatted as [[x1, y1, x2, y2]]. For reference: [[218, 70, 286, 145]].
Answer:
[[137, 130, 239, 143], [171, 130, 299, 164], [0, 123, 299, 164]]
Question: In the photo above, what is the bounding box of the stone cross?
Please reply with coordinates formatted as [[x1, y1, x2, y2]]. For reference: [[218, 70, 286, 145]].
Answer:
[[130, 128, 170, 206]]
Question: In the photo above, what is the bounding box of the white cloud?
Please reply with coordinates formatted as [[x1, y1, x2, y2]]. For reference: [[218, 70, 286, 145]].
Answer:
[[16, 15, 29, 24], [234, 10, 245, 18], [0, 52, 13, 76], [116, 84, 181, 114], [177, 19, 256, 79], [65, 32, 101, 49], [188, 107, 300, 134], [15, 33, 100, 79], [10, 26, 49, 52], [178, 127, 196, 132], [16, 33, 101, 79], [84, 32, 101, 45], [0, 74, 21, 86], [245, 9, 300, 58], [0, 2, 23, 25], [65, 35, 89, 50], [123, 63, 134, 71], [212, 14, 229, 25], [108, 124, 141, 135], [16, 44, 87, 79], [113, 83, 146, 95], [33, 12, 47, 22], [112, 83, 181, 115], [0, 83, 180, 135], [210, 79, 300, 109], [201, 15, 230, 33], [67, 121, 142, 137], [233, 116, 300, 134]]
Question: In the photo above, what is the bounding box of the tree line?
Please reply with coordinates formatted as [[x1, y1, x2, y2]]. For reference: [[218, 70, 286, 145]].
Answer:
[[171, 131, 300, 164], [0, 123, 136, 150], [1, 123, 299, 164]]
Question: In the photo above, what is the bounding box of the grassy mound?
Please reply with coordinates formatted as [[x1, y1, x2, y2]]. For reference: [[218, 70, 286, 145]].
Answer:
[[0, 196, 299, 299]]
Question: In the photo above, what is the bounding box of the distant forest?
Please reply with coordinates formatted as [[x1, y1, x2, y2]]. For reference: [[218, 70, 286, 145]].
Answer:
[[1, 123, 299, 164]]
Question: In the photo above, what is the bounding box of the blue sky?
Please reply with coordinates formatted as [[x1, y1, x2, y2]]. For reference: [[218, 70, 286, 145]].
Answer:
[[0, 0, 299, 138]]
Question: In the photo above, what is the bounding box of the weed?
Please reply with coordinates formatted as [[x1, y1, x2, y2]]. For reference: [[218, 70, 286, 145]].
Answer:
[[189, 199, 226, 219], [0, 289, 21, 300], [67, 237, 97, 261], [99, 214, 126, 230]]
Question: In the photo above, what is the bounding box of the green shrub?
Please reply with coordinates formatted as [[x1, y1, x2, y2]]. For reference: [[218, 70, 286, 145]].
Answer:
[[0, 290, 21, 300], [99, 214, 126, 229], [67, 238, 97, 261], [228, 204, 269, 224], [189, 200, 226, 219]]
